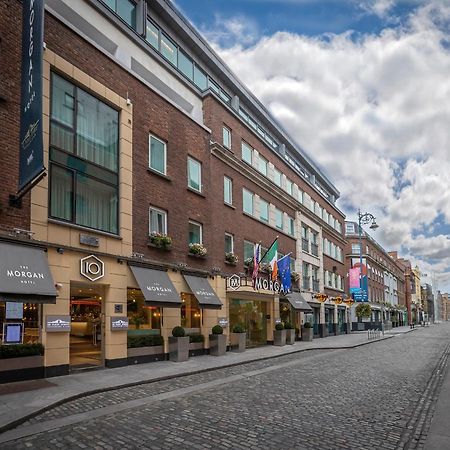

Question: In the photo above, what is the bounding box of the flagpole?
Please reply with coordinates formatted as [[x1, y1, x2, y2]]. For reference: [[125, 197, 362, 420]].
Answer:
[[260, 236, 279, 262]]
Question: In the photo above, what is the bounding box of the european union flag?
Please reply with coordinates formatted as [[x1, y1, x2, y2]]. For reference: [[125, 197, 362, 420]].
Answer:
[[277, 254, 292, 293]]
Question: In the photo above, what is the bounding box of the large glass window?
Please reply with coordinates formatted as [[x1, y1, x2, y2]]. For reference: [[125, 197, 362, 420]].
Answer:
[[224, 176, 233, 205], [178, 50, 194, 80], [194, 66, 207, 90], [127, 288, 161, 332], [160, 32, 177, 66], [146, 19, 159, 49], [103, 0, 136, 29], [242, 141, 253, 164], [149, 207, 167, 235], [50, 73, 119, 234], [188, 221, 202, 244], [243, 189, 254, 215], [260, 199, 269, 222], [181, 293, 201, 329], [187, 157, 202, 192], [149, 135, 166, 174]]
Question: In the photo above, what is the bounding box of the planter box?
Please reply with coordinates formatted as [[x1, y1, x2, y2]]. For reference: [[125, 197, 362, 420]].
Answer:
[[209, 334, 226, 356], [230, 332, 246, 352], [285, 329, 295, 345], [127, 345, 165, 364], [169, 336, 189, 362], [301, 327, 313, 341], [273, 329, 286, 346], [0, 355, 44, 384], [148, 242, 172, 250]]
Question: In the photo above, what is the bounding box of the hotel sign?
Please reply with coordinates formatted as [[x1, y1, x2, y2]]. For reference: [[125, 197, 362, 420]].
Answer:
[[18, 0, 46, 196], [46, 315, 71, 332], [110, 317, 129, 331], [226, 275, 284, 293], [80, 255, 105, 282]]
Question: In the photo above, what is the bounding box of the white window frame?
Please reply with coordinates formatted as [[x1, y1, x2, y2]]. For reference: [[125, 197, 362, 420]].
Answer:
[[243, 188, 254, 215], [149, 134, 167, 175], [187, 156, 202, 192], [222, 126, 231, 149], [188, 220, 203, 244], [275, 207, 283, 230], [224, 176, 233, 205], [258, 154, 268, 177], [285, 178, 293, 196], [241, 141, 253, 165], [225, 232, 234, 253], [149, 206, 167, 235], [273, 168, 282, 187], [259, 198, 269, 222]]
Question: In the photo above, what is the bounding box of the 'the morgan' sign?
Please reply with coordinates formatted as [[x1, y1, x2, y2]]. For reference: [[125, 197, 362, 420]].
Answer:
[[226, 274, 284, 293]]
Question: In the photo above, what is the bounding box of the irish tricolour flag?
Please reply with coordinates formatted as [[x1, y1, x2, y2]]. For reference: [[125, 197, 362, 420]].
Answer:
[[265, 239, 278, 281]]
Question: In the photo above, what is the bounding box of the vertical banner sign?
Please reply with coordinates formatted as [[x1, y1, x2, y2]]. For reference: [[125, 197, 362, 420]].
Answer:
[[349, 268, 360, 294], [18, 0, 45, 196]]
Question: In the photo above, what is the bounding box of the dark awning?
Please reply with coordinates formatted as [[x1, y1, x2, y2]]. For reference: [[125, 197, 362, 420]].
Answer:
[[129, 265, 182, 307], [183, 274, 222, 309], [284, 292, 313, 312], [0, 242, 56, 304]]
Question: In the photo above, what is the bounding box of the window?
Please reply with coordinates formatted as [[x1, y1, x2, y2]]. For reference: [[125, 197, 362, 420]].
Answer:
[[225, 233, 234, 254], [288, 216, 295, 236], [302, 262, 310, 290], [187, 157, 201, 192], [243, 189, 254, 215], [285, 178, 293, 196], [149, 135, 166, 174], [260, 199, 269, 222], [146, 19, 159, 49], [301, 225, 309, 252], [149, 207, 167, 235], [160, 32, 177, 66], [242, 141, 253, 164], [312, 267, 319, 291], [49, 73, 119, 234], [311, 232, 319, 256], [103, 0, 136, 29], [222, 126, 231, 149], [298, 189, 304, 204], [127, 289, 161, 332], [345, 223, 355, 234], [351, 243, 361, 254], [224, 176, 233, 205], [188, 221, 202, 244], [178, 50, 194, 80], [275, 208, 283, 230], [273, 168, 282, 187], [258, 155, 268, 177], [194, 66, 207, 90], [244, 240, 255, 261], [181, 293, 201, 328]]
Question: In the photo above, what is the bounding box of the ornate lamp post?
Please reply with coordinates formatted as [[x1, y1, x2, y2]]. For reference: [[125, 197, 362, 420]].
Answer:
[[357, 209, 379, 325]]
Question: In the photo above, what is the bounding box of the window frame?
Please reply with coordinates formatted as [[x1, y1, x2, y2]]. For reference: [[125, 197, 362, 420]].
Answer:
[[258, 154, 268, 177], [259, 198, 269, 223], [149, 206, 168, 235], [188, 220, 203, 245], [243, 188, 255, 215], [274, 207, 283, 230], [224, 176, 233, 205], [225, 233, 234, 254], [241, 141, 253, 165], [187, 156, 202, 192], [222, 126, 231, 149], [148, 134, 167, 175]]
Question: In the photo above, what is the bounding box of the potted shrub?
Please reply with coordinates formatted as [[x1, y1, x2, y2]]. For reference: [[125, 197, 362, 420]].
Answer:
[[0, 344, 45, 383], [129, 313, 145, 330], [188, 333, 205, 356], [273, 322, 286, 346], [301, 322, 313, 341], [188, 243, 207, 257], [169, 326, 189, 362], [230, 324, 246, 352], [127, 334, 164, 363], [149, 232, 172, 249], [284, 322, 295, 345], [225, 252, 238, 265], [209, 324, 226, 356]]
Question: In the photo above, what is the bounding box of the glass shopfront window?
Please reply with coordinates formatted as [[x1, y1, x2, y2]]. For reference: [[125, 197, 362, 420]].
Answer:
[[0, 302, 40, 344], [279, 300, 294, 326], [127, 288, 161, 333], [181, 293, 201, 329]]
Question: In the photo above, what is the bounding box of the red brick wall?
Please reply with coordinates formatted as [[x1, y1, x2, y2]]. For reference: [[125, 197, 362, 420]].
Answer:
[[0, 0, 31, 232]]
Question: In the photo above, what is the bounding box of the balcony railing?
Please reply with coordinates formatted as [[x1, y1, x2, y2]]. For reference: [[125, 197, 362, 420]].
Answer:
[[302, 276, 310, 290], [302, 239, 309, 252]]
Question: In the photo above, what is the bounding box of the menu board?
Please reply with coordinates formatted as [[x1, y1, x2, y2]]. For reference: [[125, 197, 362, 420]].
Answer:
[[3, 323, 24, 344], [6, 302, 24, 320]]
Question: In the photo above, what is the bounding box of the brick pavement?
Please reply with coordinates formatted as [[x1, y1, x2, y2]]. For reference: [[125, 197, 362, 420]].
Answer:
[[0, 325, 449, 449]]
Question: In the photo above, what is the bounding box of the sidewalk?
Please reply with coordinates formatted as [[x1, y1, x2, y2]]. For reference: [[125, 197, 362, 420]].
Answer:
[[0, 327, 412, 434]]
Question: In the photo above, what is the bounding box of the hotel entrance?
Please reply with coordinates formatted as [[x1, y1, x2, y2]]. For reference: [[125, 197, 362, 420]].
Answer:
[[69, 283, 104, 369], [229, 299, 268, 348]]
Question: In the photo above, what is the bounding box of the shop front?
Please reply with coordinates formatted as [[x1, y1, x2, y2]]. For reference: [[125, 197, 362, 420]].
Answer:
[[279, 292, 313, 339]]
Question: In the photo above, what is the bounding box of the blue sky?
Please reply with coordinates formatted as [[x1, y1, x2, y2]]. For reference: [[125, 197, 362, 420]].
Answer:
[[176, 0, 450, 294]]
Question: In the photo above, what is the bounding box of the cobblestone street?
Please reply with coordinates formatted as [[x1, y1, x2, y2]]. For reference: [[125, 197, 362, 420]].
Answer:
[[2, 325, 450, 450]]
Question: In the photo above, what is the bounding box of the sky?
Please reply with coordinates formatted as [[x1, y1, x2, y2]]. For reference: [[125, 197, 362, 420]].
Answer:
[[175, 0, 450, 294]]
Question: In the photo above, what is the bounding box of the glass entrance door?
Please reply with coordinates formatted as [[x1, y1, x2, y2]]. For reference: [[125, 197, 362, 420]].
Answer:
[[229, 299, 268, 348], [70, 283, 104, 369]]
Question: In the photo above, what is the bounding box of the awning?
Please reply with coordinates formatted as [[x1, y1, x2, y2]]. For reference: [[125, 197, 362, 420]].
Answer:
[[0, 242, 57, 304], [183, 274, 222, 309], [284, 292, 313, 313], [130, 265, 182, 307]]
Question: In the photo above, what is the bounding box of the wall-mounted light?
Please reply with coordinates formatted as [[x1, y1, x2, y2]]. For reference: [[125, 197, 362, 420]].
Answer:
[[57, 248, 64, 254]]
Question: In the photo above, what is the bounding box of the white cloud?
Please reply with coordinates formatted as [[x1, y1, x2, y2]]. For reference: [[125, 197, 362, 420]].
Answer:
[[211, 1, 450, 291]]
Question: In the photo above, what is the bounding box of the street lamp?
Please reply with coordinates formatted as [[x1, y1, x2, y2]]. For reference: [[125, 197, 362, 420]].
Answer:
[[357, 209, 380, 326]]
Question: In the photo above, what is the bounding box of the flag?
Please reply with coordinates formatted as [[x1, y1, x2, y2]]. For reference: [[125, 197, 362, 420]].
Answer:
[[263, 239, 278, 281], [252, 243, 261, 288], [277, 254, 292, 293]]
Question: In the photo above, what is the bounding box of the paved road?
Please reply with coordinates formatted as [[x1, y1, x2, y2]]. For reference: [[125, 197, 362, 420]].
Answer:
[[2, 325, 450, 450]]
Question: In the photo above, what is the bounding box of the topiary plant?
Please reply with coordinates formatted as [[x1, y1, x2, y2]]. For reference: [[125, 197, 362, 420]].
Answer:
[[172, 326, 185, 337], [355, 303, 372, 320], [275, 323, 284, 331], [284, 322, 294, 329], [232, 324, 245, 333], [211, 324, 224, 335], [303, 322, 312, 328]]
